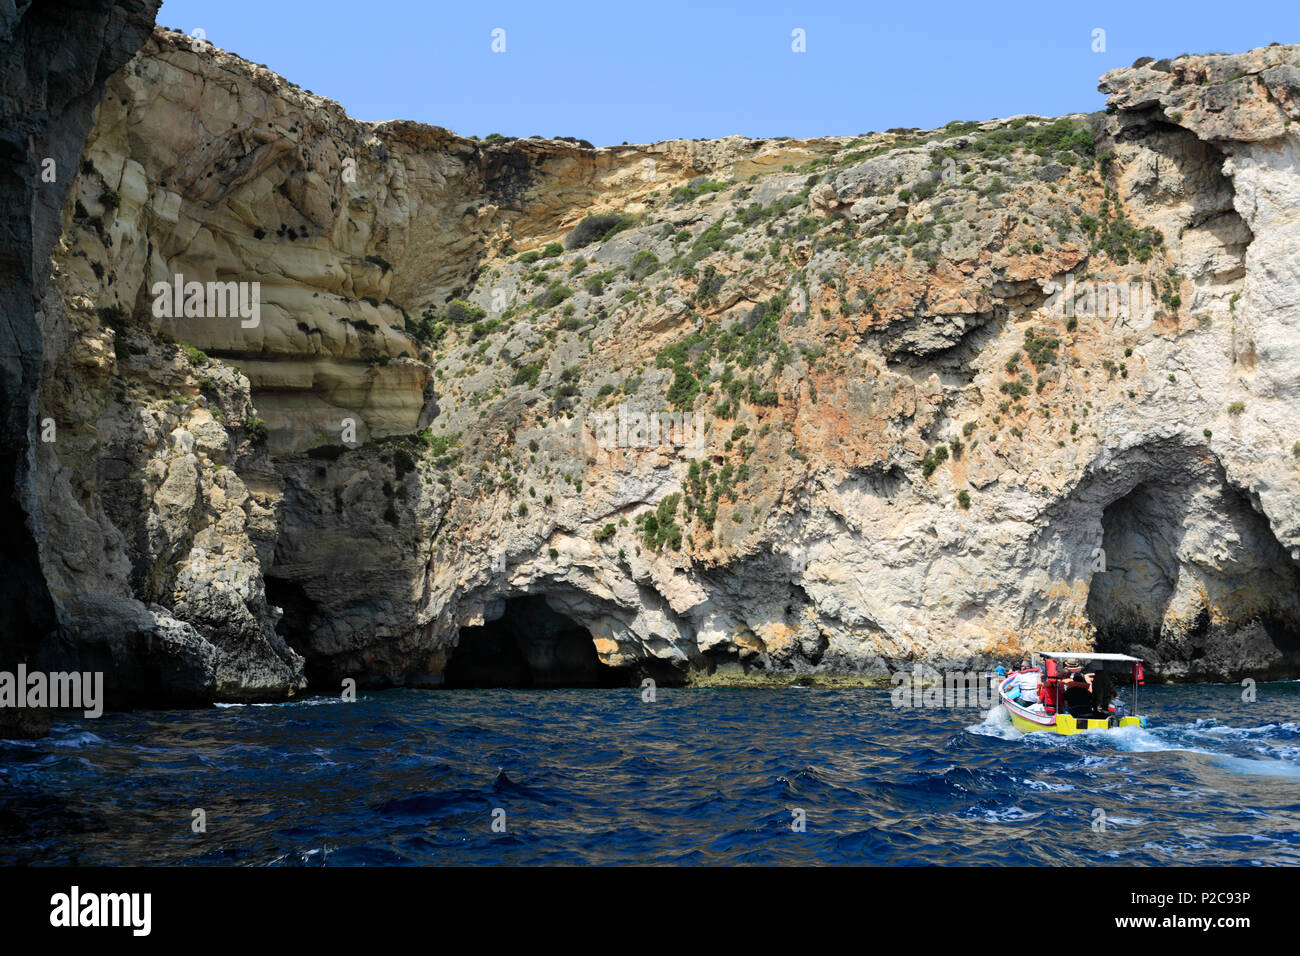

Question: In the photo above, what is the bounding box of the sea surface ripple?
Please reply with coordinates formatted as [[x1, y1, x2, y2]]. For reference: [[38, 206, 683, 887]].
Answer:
[[3, 683, 1299, 865]]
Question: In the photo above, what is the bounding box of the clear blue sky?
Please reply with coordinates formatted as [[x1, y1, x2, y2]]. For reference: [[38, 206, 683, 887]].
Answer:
[[157, 0, 1298, 145]]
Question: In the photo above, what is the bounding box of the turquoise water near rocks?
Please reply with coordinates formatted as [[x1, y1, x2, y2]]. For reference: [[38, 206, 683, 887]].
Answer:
[[2, 682, 1299, 865]]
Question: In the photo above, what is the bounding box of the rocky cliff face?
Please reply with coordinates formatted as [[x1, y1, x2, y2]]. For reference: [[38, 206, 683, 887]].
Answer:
[[22, 29, 1300, 702], [1, 0, 161, 734]]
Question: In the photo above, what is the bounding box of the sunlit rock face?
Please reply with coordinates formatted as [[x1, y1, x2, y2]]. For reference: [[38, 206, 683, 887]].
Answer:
[[26, 30, 1300, 701]]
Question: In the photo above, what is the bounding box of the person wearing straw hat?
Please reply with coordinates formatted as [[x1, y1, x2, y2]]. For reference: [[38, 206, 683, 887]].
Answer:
[[1063, 658, 1093, 688]]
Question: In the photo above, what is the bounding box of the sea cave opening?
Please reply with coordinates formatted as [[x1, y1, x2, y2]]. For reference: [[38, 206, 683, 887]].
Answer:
[[1086, 476, 1300, 676], [1086, 481, 1183, 651], [443, 595, 632, 688]]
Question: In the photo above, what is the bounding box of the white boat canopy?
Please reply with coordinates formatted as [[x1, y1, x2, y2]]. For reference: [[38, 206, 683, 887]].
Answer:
[[1033, 651, 1143, 662]]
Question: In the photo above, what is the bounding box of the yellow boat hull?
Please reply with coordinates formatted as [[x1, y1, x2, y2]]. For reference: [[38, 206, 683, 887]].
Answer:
[[1008, 710, 1143, 735]]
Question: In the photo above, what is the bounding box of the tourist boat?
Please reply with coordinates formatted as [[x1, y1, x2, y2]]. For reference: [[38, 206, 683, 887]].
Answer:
[[998, 651, 1147, 735]]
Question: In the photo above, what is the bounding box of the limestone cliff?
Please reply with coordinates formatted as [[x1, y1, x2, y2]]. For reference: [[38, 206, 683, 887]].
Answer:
[[1, 0, 161, 734], [25, 29, 1300, 701]]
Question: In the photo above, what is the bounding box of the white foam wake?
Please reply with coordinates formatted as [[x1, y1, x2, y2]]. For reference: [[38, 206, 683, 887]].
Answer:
[[966, 703, 1022, 740]]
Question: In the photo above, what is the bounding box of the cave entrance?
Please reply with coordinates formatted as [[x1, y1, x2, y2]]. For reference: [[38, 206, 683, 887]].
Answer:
[[443, 595, 631, 688], [265, 575, 334, 685], [1086, 481, 1183, 651], [1085, 474, 1300, 677]]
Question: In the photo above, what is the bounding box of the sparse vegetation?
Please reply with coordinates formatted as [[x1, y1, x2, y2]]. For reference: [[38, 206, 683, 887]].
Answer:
[[671, 178, 728, 203], [1023, 328, 1060, 368], [1086, 196, 1164, 264], [513, 363, 543, 387], [920, 444, 949, 478], [97, 304, 130, 329]]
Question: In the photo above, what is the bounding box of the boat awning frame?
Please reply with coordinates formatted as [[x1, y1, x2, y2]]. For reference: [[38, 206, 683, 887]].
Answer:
[[1033, 651, 1143, 663]]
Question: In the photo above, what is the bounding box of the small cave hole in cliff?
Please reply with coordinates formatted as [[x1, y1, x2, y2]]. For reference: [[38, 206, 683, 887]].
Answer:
[[265, 576, 334, 684], [443, 596, 631, 688]]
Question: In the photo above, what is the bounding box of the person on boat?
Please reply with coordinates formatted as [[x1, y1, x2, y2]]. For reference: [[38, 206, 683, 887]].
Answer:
[[1063, 670, 1105, 719], [994, 662, 1008, 680], [1011, 660, 1041, 704], [1063, 658, 1096, 693], [1106, 686, 1127, 717], [1033, 657, 1054, 714]]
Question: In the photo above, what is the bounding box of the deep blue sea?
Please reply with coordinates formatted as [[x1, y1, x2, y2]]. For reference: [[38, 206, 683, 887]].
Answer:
[[3, 683, 1299, 865]]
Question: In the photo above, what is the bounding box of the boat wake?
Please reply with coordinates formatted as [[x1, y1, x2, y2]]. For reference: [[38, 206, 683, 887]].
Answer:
[[966, 705, 1022, 740], [967, 709, 1300, 777], [1127, 719, 1300, 778]]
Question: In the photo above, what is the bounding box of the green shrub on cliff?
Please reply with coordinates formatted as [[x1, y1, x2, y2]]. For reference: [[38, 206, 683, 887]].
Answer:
[[628, 250, 660, 281], [513, 363, 543, 387], [1000, 377, 1030, 399], [565, 213, 637, 250], [665, 363, 700, 410], [1089, 198, 1163, 264], [97, 304, 130, 329], [1023, 327, 1059, 367], [640, 493, 684, 551], [920, 444, 949, 478], [533, 282, 573, 310], [419, 429, 457, 458], [960, 117, 1094, 164], [444, 299, 484, 324], [671, 178, 728, 203]]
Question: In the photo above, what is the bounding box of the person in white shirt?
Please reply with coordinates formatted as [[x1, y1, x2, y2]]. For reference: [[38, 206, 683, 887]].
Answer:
[[1012, 660, 1041, 704]]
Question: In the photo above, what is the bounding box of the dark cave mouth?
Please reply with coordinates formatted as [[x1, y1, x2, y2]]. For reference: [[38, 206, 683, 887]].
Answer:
[[1086, 481, 1174, 650], [265, 574, 333, 684], [443, 595, 633, 688], [1085, 477, 1300, 674]]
